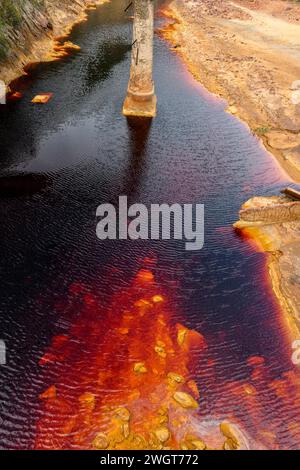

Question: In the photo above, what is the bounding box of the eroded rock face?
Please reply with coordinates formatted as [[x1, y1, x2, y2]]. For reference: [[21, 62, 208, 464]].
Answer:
[[239, 199, 300, 224], [266, 131, 300, 151]]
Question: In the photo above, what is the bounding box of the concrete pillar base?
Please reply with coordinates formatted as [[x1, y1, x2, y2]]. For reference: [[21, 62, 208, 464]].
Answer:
[[122, 93, 157, 118]]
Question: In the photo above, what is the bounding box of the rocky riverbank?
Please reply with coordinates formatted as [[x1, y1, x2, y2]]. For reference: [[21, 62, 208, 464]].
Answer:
[[159, 0, 300, 181], [159, 0, 300, 342], [234, 194, 300, 341], [0, 0, 106, 87]]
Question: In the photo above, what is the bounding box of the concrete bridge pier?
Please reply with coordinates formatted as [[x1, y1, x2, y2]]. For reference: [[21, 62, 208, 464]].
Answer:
[[123, 0, 156, 118]]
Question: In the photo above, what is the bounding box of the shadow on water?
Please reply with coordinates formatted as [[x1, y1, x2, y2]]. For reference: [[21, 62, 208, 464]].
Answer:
[[0, 173, 50, 197], [124, 117, 152, 195], [84, 40, 131, 89]]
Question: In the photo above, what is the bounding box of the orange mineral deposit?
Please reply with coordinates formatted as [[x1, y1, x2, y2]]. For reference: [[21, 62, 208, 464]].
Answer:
[[32, 93, 53, 104]]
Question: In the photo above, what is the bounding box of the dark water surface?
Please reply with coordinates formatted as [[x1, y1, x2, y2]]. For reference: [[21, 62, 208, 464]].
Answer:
[[0, 0, 298, 449]]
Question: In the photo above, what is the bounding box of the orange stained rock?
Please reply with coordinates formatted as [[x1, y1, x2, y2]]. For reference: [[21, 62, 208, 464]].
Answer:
[[35, 267, 208, 450], [35, 263, 300, 450], [242, 384, 257, 396], [39, 385, 57, 400], [32, 93, 53, 104], [247, 356, 265, 367], [176, 323, 207, 351], [9, 91, 23, 101], [173, 391, 199, 409], [133, 362, 148, 374], [136, 269, 154, 283], [239, 226, 275, 253], [50, 40, 81, 61], [59, 41, 81, 52], [152, 294, 164, 303], [79, 392, 96, 406], [118, 327, 129, 335]]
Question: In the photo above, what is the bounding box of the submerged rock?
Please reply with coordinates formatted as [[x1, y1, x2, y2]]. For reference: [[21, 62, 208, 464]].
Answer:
[[167, 372, 185, 385], [92, 432, 108, 449], [154, 344, 167, 358], [115, 407, 130, 422], [39, 385, 57, 400], [184, 434, 207, 450], [220, 421, 249, 450], [154, 427, 170, 443], [133, 362, 147, 374], [173, 391, 199, 409]]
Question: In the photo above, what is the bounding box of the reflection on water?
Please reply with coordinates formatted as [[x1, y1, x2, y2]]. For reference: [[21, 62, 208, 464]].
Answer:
[[84, 40, 131, 89], [126, 118, 152, 194], [0, 0, 299, 450]]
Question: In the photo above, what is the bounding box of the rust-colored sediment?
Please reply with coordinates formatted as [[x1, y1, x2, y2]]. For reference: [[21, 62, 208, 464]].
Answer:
[[35, 262, 300, 450], [35, 266, 221, 450]]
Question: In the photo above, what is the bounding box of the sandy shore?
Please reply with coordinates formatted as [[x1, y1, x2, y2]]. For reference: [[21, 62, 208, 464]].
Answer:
[[159, 0, 300, 181], [159, 0, 300, 343]]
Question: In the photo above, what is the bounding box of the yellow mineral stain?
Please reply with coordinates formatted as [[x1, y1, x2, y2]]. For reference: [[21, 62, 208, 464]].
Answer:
[[32, 93, 53, 104]]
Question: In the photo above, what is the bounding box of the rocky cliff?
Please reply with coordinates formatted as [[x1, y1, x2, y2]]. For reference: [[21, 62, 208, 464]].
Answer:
[[0, 0, 100, 86]]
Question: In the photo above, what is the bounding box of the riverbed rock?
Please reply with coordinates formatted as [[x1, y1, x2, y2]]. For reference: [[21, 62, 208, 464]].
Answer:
[[152, 294, 164, 303], [133, 362, 148, 374], [122, 422, 130, 439], [154, 426, 170, 443], [173, 391, 199, 409], [154, 344, 167, 358], [191, 439, 206, 450], [177, 326, 188, 346], [167, 372, 185, 385], [79, 392, 95, 405], [181, 434, 207, 450], [228, 105, 238, 114], [265, 131, 300, 150], [220, 421, 250, 450], [115, 407, 130, 422], [92, 432, 108, 449], [39, 385, 57, 400]]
